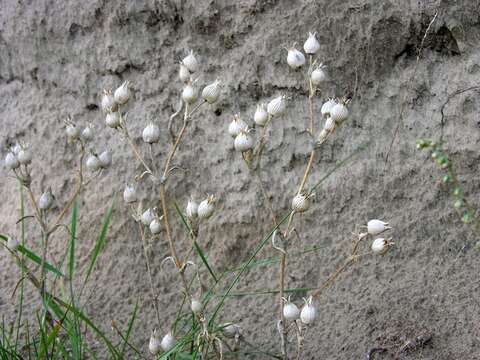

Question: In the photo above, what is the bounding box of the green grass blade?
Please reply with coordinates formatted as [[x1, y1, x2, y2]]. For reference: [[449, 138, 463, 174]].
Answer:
[[14, 183, 26, 351], [0, 235, 64, 277], [120, 299, 139, 357], [173, 202, 218, 283], [80, 200, 114, 296], [69, 199, 78, 280]]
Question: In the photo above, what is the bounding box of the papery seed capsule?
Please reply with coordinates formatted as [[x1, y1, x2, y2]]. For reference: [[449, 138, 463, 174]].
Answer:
[[330, 102, 349, 123], [367, 219, 390, 235], [222, 323, 241, 338], [7, 236, 19, 251], [11, 144, 22, 155], [186, 199, 198, 220], [371, 238, 392, 255], [142, 123, 160, 144], [160, 332, 176, 352], [114, 81, 131, 105], [191, 299, 202, 313], [182, 82, 198, 104], [234, 129, 254, 153], [286, 46, 306, 69], [101, 90, 117, 113], [86, 153, 101, 172], [311, 65, 327, 86], [105, 111, 121, 128], [141, 208, 155, 226], [292, 193, 310, 213], [321, 98, 336, 118], [5, 152, 20, 170], [324, 117, 335, 132], [182, 50, 199, 73], [17, 146, 32, 165], [150, 218, 162, 234], [38, 188, 54, 210], [82, 125, 94, 142], [254, 103, 268, 126], [149, 329, 161, 355], [303, 32, 320, 55], [228, 114, 247, 138], [179, 63, 190, 83], [123, 184, 137, 203], [202, 79, 221, 104], [283, 301, 300, 321], [198, 196, 216, 220], [267, 95, 286, 117], [66, 124, 80, 141], [99, 150, 112, 168], [300, 297, 316, 324]]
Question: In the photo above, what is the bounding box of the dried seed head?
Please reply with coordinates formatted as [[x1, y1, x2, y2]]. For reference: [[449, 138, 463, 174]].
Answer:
[[181, 81, 198, 104], [38, 188, 54, 210], [291, 193, 310, 213], [186, 199, 198, 220], [141, 208, 155, 226], [99, 150, 112, 169], [330, 101, 349, 123], [150, 218, 162, 234], [311, 64, 327, 86], [321, 98, 336, 118], [81, 125, 94, 142], [303, 32, 320, 55], [202, 79, 221, 104], [234, 128, 255, 153], [160, 332, 176, 352], [367, 219, 390, 235], [267, 95, 286, 117], [101, 89, 117, 113], [182, 50, 199, 73], [222, 323, 241, 338], [371, 238, 393, 255], [66, 124, 80, 141], [105, 111, 121, 128], [5, 152, 20, 170], [254, 103, 268, 126], [149, 329, 161, 355], [7, 236, 19, 251], [300, 297, 316, 324], [283, 300, 300, 321], [114, 81, 131, 105], [142, 122, 160, 144], [228, 114, 247, 138], [123, 184, 137, 203], [86, 153, 102, 172], [286, 45, 306, 69], [198, 195, 216, 220], [191, 299, 202, 314], [179, 63, 191, 83], [11, 144, 22, 155]]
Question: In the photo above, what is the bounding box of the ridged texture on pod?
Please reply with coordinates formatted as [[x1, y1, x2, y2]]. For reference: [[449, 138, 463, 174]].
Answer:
[[228, 115, 247, 137], [372, 238, 389, 255], [198, 196, 215, 220], [101, 90, 117, 113], [330, 103, 349, 123], [254, 103, 268, 126], [304, 32, 320, 54], [234, 131, 254, 152], [149, 330, 161, 355], [287, 47, 306, 69], [114, 81, 130, 105], [186, 199, 198, 219], [142, 123, 160, 144], [283, 302, 300, 321], [182, 83, 198, 104], [182, 50, 199, 73], [123, 184, 137, 203], [105, 112, 120, 128], [321, 99, 337, 118], [202, 79, 221, 104], [292, 193, 310, 213], [324, 117, 335, 132], [38, 189, 54, 210], [267, 95, 286, 117], [311, 66, 326, 85], [300, 300, 316, 324]]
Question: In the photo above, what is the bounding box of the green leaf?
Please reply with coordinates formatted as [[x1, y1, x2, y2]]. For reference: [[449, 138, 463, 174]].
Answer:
[[120, 300, 139, 357], [68, 199, 78, 281], [0, 235, 64, 278]]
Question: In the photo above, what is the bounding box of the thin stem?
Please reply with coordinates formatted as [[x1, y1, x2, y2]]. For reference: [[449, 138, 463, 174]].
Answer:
[[123, 127, 154, 176], [308, 55, 315, 134]]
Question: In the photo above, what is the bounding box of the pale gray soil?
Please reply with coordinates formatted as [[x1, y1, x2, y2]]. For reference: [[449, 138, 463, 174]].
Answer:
[[1, 0, 480, 359]]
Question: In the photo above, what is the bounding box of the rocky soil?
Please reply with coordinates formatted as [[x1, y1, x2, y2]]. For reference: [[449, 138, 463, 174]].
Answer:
[[1, 0, 480, 358]]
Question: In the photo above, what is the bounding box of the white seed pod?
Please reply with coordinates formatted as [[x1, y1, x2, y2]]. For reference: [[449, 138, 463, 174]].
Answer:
[[149, 329, 161, 355], [222, 323, 241, 338], [186, 199, 198, 220], [303, 32, 320, 55], [371, 238, 392, 255], [197, 195, 216, 220], [101, 90, 117, 113], [142, 122, 160, 144], [283, 301, 300, 321], [191, 299, 202, 314], [234, 129, 254, 153], [202, 79, 221, 104], [310, 65, 327, 86], [182, 82, 198, 104], [254, 103, 268, 126], [123, 184, 137, 203], [66, 124, 80, 141], [324, 117, 335, 132], [228, 114, 247, 138], [367, 219, 390, 235], [300, 297, 316, 324], [17, 147, 32, 165], [150, 218, 162, 234], [330, 102, 349, 123], [179, 63, 190, 83], [321, 98, 336, 118], [141, 208, 155, 226], [160, 332, 176, 352], [291, 193, 310, 213], [105, 111, 121, 128], [114, 81, 131, 105], [11, 143, 22, 155], [86, 154, 101, 172], [5, 152, 20, 170], [38, 188, 54, 210], [267, 95, 286, 117], [286, 46, 306, 69], [182, 50, 199, 73], [81, 125, 94, 142], [7, 237, 19, 251], [99, 150, 112, 168]]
